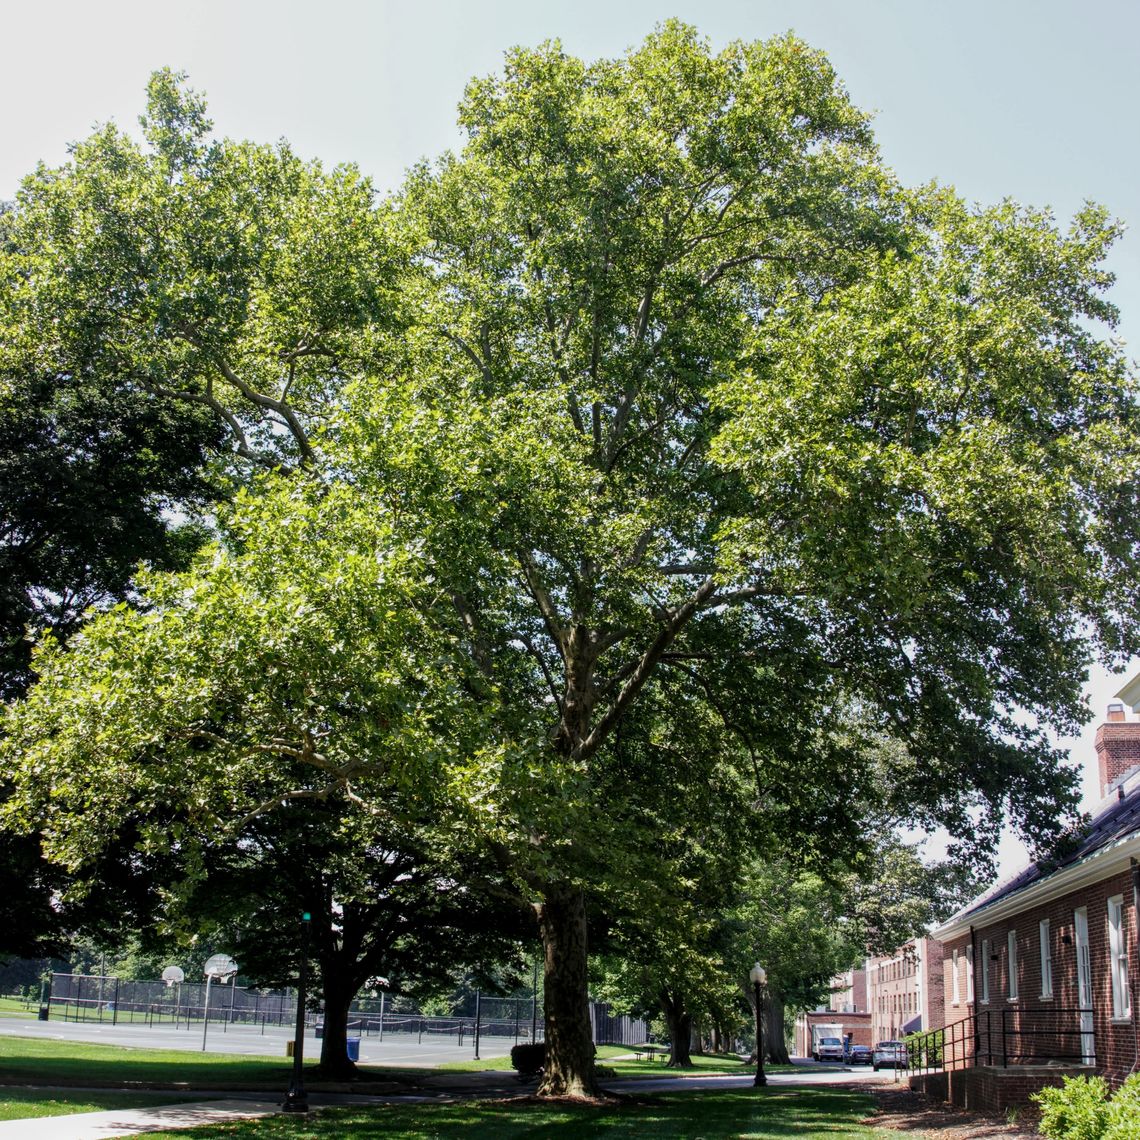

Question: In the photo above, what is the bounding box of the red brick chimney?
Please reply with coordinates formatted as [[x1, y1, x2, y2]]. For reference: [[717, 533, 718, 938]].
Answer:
[[1095, 704, 1140, 797]]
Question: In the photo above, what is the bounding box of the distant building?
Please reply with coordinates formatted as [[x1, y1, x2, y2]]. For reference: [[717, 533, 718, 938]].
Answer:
[[792, 1008, 872, 1058], [828, 966, 867, 1014], [867, 937, 944, 1042]]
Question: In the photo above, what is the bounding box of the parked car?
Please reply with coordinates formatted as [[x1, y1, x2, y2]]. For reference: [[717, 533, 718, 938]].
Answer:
[[872, 1040, 908, 1070], [813, 1035, 845, 1062], [845, 1042, 872, 1065]]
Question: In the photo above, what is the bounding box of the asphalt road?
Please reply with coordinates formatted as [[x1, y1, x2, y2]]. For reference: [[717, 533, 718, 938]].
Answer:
[[0, 1015, 516, 1067]]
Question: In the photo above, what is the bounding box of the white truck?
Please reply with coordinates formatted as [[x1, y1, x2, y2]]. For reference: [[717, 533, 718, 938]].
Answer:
[[811, 1023, 846, 1062]]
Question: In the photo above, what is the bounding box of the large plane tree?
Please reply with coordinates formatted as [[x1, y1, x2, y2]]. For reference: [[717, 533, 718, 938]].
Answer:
[[339, 24, 1140, 1093], [5, 26, 1140, 1100]]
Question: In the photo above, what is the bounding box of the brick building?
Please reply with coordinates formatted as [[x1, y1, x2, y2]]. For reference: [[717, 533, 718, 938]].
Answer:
[[792, 1008, 873, 1058], [797, 945, 945, 1058], [867, 937, 945, 1043], [919, 698, 1140, 1113], [828, 966, 867, 1014]]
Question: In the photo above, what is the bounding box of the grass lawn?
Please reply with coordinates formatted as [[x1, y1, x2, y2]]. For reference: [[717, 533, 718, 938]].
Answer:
[[125, 1087, 894, 1138], [435, 1045, 794, 1080], [433, 1053, 515, 1072], [0, 1087, 201, 1121], [595, 1046, 799, 1079], [0, 1035, 302, 1089], [0, 1034, 796, 1090], [0, 997, 42, 1019], [0, 996, 178, 1025]]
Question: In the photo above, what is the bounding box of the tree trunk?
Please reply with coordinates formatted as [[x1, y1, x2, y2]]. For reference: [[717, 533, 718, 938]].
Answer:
[[689, 1018, 704, 1057], [744, 983, 759, 1063], [764, 991, 789, 1064], [536, 883, 597, 1097], [317, 971, 356, 1078], [710, 1023, 722, 1054], [659, 988, 693, 1068]]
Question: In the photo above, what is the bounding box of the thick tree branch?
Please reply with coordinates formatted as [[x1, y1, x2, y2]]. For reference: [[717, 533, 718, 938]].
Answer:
[[574, 575, 718, 762], [173, 321, 315, 463], [518, 550, 567, 661], [657, 561, 715, 576]]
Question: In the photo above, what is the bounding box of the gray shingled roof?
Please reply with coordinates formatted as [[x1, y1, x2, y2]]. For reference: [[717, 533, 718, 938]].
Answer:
[[948, 782, 1140, 925]]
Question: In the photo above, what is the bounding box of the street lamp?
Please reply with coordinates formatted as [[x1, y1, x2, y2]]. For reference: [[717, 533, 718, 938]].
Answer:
[[750, 963, 767, 1087], [283, 910, 312, 1113]]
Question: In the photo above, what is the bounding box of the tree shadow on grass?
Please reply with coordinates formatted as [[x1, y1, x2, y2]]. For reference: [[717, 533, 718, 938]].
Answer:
[[126, 1086, 880, 1139]]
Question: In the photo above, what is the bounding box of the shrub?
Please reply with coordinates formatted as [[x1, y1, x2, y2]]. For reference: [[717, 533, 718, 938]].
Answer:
[[1033, 1075, 1111, 1140], [510, 1043, 546, 1075], [1105, 1073, 1140, 1140], [904, 1029, 943, 1068]]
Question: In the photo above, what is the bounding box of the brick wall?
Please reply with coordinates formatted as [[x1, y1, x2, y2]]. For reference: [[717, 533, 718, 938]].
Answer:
[[911, 1066, 1084, 1116], [868, 937, 944, 1042], [940, 866, 1138, 1090], [826, 967, 868, 1014], [922, 939, 945, 1037]]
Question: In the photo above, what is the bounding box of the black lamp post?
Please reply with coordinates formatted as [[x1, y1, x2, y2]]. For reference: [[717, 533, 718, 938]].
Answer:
[[283, 910, 312, 1113], [750, 962, 767, 1087], [37, 973, 51, 1021]]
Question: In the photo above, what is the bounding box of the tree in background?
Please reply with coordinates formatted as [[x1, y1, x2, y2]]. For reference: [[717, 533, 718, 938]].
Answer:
[[159, 801, 529, 1076], [1, 477, 505, 1072], [0, 70, 396, 689], [2, 70, 399, 473], [0, 70, 400, 961]]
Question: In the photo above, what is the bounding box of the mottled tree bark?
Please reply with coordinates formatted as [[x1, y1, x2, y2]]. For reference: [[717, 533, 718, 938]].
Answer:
[[690, 1018, 704, 1057], [536, 884, 598, 1097], [765, 991, 789, 1064], [659, 989, 694, 1068]]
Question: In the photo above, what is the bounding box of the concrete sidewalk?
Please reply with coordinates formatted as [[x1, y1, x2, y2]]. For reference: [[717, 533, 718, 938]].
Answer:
[[0, 1098, 281, 1138]]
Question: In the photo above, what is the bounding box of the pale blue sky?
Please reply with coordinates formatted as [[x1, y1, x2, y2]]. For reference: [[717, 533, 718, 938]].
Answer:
[[5, 0, 1136, 338], [4, 0, 1139, 847]]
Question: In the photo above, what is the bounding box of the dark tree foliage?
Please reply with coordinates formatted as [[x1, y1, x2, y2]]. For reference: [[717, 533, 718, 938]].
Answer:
[[133, 800, 531, 1077], [0, 365, 219, 699]]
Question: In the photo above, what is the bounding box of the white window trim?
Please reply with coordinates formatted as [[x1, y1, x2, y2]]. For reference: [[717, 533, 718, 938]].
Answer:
[[951, 948, 960, 1006], [966, 944, 975, 1003], [981, 939, 990, 1004], [1108, 895, 1131, 1021], [1008, 929, 1019, 1000], [1040, 919, 1053, 999]]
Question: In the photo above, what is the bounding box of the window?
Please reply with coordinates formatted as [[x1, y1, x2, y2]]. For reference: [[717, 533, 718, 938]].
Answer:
[[966, 945, 974, 1003], [951, 948, 960, 1005], [1109, 895, 1131, 1020], [1040, 920, 1053, 999], [1008, 930, 1019, 1000], [981, 939, 990, 1003]]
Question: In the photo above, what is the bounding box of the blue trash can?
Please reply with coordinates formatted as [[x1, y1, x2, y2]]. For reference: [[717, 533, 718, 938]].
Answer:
[[346, 1037, 361, 1062]]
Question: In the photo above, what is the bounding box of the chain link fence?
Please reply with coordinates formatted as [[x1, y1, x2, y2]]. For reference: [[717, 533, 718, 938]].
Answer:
[[13, 971, 644, 1047]]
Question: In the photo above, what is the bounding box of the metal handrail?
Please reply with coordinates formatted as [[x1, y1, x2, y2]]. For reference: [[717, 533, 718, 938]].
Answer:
[[907, 1007, 1095, 1074]]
